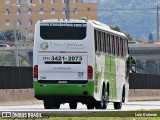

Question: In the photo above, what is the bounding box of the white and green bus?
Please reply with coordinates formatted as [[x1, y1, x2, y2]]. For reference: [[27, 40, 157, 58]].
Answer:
[[33, 19, 132, 109]]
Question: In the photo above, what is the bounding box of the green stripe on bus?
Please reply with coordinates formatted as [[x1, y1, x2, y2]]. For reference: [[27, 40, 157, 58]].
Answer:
[[34, 81, 94, 96], [110, 57, 117, 100], [103, 56, 117, 100]]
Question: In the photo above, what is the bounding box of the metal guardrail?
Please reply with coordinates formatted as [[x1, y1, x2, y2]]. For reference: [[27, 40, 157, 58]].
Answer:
[[0, 66, 33, 89], [129, 73, 160, 89]]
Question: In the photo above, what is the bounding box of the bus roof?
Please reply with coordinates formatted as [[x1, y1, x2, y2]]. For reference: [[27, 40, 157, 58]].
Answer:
[[38, 19, 87, 23], [88, 20, 127, 38]]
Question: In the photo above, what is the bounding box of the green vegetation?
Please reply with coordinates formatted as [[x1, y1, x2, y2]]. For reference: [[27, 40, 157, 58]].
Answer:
[[0, 116, 160, 120], [0, 29, 24, 42], [0, 29, 33, 43], [137, 60, 158, 74], [46, 117, 160, 120], [0, 51, 31, 66], [149, 33, 154, 43], [44, 111, 160, 120], [98, 0, 156, 40], [111, 26, 133, 40]]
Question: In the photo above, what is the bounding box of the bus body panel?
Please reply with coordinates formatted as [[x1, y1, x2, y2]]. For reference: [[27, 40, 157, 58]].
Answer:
[[33, 20, 95, 101]]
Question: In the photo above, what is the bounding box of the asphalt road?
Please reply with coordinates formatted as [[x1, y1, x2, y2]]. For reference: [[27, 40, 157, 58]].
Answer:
[[0, 101, 160, 111]]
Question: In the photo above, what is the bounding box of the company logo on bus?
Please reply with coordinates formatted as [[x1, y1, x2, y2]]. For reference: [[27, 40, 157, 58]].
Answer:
[[40, 42, 48, 50]]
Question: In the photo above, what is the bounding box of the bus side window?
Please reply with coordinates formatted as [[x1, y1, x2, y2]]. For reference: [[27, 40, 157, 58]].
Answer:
[[97, 31, 100, 52], [94, 30, 98, 52], [118, 37, 120, 56], [119, 37, 121, 57], [123, 39, 126, 57], [105, 33, 108, 53], [120, 38, 123, 57], [101, 32, 104, 53], [122, 38, 124, 57], [94, 30, 96, 52], [112, 35, 115, 55], [108, 34, 111, 54], [124, 39, 127, 57], [98, 31, 102, 52], [125, 39, 129, 56], [116, 36, 119, 56], [127, 40, 129, 56], [110, 35, 112, 55], [114, 35, 117, 56], [103, 32, 106, 53]]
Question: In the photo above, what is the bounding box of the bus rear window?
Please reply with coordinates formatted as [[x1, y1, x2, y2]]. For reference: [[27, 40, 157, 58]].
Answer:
[[40, 23, 86, 40]]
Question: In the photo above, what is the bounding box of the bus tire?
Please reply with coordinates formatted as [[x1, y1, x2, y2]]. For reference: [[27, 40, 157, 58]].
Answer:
[[44, 100, 52, 109], [52, 103, 60, 109], [87, 103, 94, 109], [114, 102, 122, 109], [44, 100, 60, 109], [102, 92, 108, 109], [95, 87, 108, 109], [69, 102, 77, 109], [122, 86, 125, 103], [44, 102, 52, 109]]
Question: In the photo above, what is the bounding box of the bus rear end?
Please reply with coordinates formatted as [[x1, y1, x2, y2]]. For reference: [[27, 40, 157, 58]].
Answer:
[[33, 19, 95, 109]]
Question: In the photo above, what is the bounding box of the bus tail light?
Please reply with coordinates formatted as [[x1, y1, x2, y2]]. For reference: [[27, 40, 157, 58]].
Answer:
[[34, 65, 38, 78], [88, 65, 93, 79]]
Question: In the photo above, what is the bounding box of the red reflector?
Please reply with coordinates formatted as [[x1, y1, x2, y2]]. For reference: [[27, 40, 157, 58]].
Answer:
[[88, 65, 93, 79], [34, 65, 38, 78]]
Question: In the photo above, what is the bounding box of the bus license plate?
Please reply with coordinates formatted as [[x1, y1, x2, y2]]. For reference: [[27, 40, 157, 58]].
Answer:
[[43, 56, 83, 61]]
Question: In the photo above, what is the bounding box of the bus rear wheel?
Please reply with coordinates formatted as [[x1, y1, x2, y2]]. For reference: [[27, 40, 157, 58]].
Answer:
[[69, 102, 77, 109], [44, 103, 52, 109], [114, 102, 122, 109], [87, 103, 94, 109], [44, 100, 60, 109], [95, 88, 108, 109]]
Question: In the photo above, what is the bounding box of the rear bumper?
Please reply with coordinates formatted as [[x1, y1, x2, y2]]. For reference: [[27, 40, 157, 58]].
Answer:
[[34, 80, 94, 99], [35, 95, 95, 104]]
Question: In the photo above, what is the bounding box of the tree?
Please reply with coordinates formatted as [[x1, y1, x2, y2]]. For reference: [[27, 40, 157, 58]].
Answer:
[[146, 60, 157, 74], [110, 26, 121, 32], [148, 33, 154, 43], [136, 59, 158, 74], [126, 34, 133, 40], [0, 29, 25, 42], [110, 26, 133, 40]]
